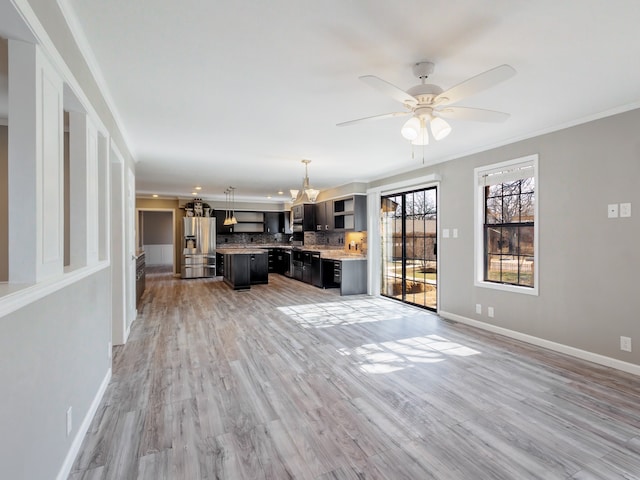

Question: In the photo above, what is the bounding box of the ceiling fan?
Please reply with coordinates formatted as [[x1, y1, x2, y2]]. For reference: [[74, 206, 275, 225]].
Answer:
[[337, 61, 516, 145]]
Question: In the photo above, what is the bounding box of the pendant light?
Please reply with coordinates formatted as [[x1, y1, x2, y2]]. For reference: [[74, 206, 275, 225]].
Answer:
[[223, 189, 232, 226], [229, 186, 238, 225]]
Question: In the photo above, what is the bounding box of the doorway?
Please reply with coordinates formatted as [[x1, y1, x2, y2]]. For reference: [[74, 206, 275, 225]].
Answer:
[[380, 186, 438, 311], [137, 209, 176, 274]]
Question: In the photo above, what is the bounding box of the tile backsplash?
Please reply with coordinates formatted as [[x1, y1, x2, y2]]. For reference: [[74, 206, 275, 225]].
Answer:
[[217, 232, 291, 245]]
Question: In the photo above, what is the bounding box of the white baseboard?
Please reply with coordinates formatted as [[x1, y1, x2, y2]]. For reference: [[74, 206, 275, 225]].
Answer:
[[439, 310, 640, 377], [56, 368, 112, 480]]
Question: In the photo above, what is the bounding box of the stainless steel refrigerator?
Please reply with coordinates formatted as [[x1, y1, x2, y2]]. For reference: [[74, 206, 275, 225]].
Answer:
[[181, 217, 216, 278]]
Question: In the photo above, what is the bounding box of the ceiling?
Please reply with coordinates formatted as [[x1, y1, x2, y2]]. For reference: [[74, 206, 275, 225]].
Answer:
[[10, 1, 640, 202]]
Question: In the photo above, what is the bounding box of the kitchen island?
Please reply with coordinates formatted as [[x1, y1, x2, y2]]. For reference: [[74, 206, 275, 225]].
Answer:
[[216, 248, 269, 290]]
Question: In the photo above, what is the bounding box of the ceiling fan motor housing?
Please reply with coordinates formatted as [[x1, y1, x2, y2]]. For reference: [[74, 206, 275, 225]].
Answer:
[[406, 84, 444, 106]]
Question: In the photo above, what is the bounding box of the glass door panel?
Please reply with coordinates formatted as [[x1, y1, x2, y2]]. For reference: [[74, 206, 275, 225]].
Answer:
[[381, 187, 437, 311]]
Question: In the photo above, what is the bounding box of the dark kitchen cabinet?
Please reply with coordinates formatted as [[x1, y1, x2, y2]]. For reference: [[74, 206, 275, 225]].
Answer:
[[321, 259, 340, 289], [215, 210, 233, 233], [223, 253, 250, 290], [216, 252, 224, 276], [223, 252, 268, 289], [136, 252, 146, 307], [311, 252, 322, 287], [268, 248, 285, 274], [249, 252, 268, 284], [302, 251, 313, 284], [292, 203, 316, 231], [265, 212, 285, 233], [314, 201, 333, 231]]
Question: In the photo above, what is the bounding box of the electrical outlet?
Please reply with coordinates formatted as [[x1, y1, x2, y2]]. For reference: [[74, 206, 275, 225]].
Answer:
[[66, 407, 73, 436], [608, 204, 619, 218], [488, 307, 495, 318], [475, 304, 482, 315], [620, 336, 632, 352], [620, 202, 632, 218]]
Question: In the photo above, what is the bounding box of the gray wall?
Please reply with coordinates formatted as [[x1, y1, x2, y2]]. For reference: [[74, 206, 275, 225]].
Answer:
[[0, 125, 7, 282], [0, 268, 111, 480], [370, 108, 640, 365], [0, 2, 136, 479], [142, 211, 173, 245]]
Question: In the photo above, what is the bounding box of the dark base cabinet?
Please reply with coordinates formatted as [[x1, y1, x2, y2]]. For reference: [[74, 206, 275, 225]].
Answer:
[[136, 252, 146, 307], [321, 259, 340, 289], [216, 252, 224, 276], [311, 253, 322, 287], [222, 252, 268, 290], [250, 252, 268, 284]]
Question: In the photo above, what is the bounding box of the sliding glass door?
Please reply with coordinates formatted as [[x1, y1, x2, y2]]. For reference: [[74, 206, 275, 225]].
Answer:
[[381, 187, 437, 311]]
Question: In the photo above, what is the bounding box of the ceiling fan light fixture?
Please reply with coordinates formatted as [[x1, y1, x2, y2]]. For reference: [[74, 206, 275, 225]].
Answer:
[[430, 116, 452, 141], [410, 117, 429, 145], [401, 116, 420, 140]]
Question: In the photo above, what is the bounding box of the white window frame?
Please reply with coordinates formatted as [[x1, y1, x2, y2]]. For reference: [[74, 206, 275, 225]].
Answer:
[[474, 154, 539, 296]]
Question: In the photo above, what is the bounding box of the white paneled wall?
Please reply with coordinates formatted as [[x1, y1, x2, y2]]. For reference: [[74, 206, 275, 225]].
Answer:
[[143, 244, 173, 266]]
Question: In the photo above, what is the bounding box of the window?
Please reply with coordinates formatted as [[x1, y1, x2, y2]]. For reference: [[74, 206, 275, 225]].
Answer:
[[475, 155, 538, 295]]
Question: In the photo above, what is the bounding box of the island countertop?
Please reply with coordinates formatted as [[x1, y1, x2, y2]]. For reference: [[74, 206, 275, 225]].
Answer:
[[216, 248, 269, 255]]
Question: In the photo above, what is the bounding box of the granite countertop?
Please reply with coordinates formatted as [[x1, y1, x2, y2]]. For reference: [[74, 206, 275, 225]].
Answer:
[[318, 251, 366, 261], [216, 244, 293, 250], [216, 248, 269, 255]]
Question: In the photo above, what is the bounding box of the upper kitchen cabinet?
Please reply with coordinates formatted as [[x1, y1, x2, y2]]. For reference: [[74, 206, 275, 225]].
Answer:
[[292, 203, 316, 231], [333, 195, 366, 231], [215, 210, 265, 233], [265, 211, 288, 234], [314, 201, 334, 231]]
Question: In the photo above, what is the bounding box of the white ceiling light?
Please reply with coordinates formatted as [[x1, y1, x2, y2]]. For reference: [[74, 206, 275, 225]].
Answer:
[[430, 116, 452, 141], [400, 116, 420, 141]]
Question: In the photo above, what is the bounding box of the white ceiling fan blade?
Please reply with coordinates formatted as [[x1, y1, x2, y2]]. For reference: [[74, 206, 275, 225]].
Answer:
[[359, 75, 418, 106], [337, 111, 411, 127], [434, 64, 516, 105], [435, 106, 510, 123]]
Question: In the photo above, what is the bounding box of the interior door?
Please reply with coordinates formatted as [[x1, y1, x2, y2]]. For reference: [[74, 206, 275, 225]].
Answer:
[[381, 187, 438, 311]]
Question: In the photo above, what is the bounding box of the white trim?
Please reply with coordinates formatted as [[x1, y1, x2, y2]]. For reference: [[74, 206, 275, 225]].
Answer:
[[474, 154, 539, 296], [367, 173, 441, 195], [55, 367, 112, 480], [439, 310, 640, 377], [0, 261, 109, 318]]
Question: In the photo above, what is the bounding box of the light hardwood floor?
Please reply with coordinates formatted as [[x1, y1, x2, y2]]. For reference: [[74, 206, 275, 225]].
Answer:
[[69, 270, 640, 479]]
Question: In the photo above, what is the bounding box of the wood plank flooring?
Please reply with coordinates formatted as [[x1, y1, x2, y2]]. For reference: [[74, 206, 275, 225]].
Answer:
[[69, 270, 640, 479]]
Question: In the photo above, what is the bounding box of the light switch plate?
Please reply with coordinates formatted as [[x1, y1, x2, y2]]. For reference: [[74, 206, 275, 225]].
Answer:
[[608, 204, 619, 218], [453, 228, 459, 238], [443, 229, 450, 238], [620, 202, 631, 218]]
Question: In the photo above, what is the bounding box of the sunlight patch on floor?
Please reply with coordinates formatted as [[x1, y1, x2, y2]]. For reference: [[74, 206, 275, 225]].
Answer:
[[339, 334, 481, 374], [278, 296, 481, 373], [278, 297, 433, 328]]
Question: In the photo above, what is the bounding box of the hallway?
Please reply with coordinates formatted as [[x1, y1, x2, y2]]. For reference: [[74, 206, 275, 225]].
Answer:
[[70, 271, 640, 479]]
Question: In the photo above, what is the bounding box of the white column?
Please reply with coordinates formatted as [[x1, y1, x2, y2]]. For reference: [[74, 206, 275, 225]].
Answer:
[[68, 111, 99, 268], [8, 40, 64, 283], [366, 190, 381, 296]]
